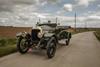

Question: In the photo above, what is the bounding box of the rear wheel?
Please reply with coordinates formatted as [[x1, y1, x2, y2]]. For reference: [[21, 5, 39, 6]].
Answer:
[[66, 33, 71, 46], [17, 37, 29, 54], [47, 37, 56, 58], [66, 38, 70, 46]]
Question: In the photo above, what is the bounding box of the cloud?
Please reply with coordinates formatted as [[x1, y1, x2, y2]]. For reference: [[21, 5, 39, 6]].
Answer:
[[56, 3, 73, 15], [79, 11, 100, 21], [41, 1, 47, 6], [33, 13, 46, 18], [46, 0, 61, 4], [0, 0, 13, 12], [76, 0, 95, 7], [87, 15, 100, 21], [13, 0, 35, 5], [0, 0, 32, 12], [0, 0, 62, 12], [63, 4, 73, 12], [77, 17, 86, 21], [87, 11, 94, 14], [98, 4, 100, 7], [0, 0, 45, 12], [56, 4, 73, 15], [0, 4, 53, 26], [0, 0, 100, 27]]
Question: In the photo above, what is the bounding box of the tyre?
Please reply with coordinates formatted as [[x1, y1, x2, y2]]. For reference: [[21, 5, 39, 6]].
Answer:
[[66, 33, 71, 46], [47, 37, 56, 58], [17, 37, 29, 54], [66, 38, 70, 46]]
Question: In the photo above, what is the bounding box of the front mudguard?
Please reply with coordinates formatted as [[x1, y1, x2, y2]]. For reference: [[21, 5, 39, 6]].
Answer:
[[46, 36, 57, 49], [16, 32, 31, 39], [16, 32, 32, 46]]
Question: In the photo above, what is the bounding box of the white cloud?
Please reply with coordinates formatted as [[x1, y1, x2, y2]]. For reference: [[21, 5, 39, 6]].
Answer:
[[56, 4, 73, 15], [82, 11, 95, 16], [77, 17, 86, 21], [87, 11, 93, 14], [33, 13, 46, 18], [56, 10, 65, 15], [41, 1, 47, 6], [97, 4, 100, 7], [76, 0, 95, 7], [87, 15, 100, 21], [63, 4, 73, 12], [78, 0, 89, 6], [79, 11, 100, 22]]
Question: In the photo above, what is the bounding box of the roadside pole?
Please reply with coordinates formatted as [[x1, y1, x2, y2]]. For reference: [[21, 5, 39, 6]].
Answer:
[[75, 12, 77, 31]]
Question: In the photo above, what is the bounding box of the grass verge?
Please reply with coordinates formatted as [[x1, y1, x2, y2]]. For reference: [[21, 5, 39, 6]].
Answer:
[[94, 31, 100, 41], [0, 38, 17, 57]]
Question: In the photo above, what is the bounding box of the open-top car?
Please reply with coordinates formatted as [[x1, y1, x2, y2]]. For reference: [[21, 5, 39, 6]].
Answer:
[[16, 21, 72, 58]]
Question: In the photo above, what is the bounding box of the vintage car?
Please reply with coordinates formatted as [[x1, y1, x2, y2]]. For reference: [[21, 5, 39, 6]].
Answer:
[[16, 22, 72, 58]]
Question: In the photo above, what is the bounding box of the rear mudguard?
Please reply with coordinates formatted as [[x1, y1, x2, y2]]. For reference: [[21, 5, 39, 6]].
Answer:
[[57, 30, 72, 39]]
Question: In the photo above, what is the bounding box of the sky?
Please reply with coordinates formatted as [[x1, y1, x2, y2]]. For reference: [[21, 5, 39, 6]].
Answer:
[[0, 0, 100, 28]]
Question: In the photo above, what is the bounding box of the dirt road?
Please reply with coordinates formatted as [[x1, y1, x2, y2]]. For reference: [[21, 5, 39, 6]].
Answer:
[[0, 32, 100, 67]]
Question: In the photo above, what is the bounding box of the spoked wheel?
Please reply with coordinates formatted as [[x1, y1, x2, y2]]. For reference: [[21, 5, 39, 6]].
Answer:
[[17, 37, 30, 54], [47, 37, 56, 58]]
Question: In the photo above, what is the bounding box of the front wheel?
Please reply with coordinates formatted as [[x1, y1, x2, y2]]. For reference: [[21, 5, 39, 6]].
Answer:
[[17, 37, 30, 54], [47, 37, 56, 58]]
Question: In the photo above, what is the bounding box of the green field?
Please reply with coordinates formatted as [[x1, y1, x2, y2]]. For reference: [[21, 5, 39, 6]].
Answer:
[[0, 38, 17, 57]]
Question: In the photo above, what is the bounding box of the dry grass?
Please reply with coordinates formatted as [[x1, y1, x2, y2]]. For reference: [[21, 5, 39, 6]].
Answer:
[[94, 31, 100, 41]]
